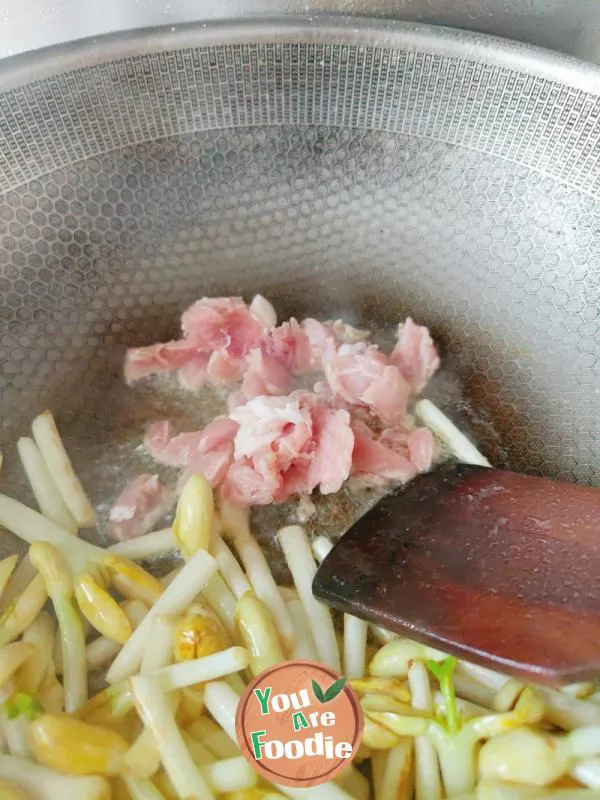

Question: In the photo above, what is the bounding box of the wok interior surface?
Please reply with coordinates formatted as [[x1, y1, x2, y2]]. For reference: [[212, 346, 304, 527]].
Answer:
[[0, 19, 599, 560]]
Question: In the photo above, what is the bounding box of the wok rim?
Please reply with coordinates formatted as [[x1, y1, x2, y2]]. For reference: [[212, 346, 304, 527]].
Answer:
[[0, 15, 598, 95]]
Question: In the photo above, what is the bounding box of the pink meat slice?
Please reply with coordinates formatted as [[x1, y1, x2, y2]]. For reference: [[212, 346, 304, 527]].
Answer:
[[124, 339, 202, 383], [223, 391, 354, 505], [263, 319, 313, 374], [177, 354, 210, 392], [107, 474, 173, 541], [303, 403, 353, 494], [125, 295, 275, 386], [220, 453, 282, 506], [390, 317, 440, 394], [301, 318, 338, 368], [206, 350, 245, 386], [181, 296, 267, 357], [361, 365, 412, 426], [241, 349, 292, 400], [325, 343, 411, 425], [327, 319, 371, 344], [249, 294, 278, 330], [351, 421, 417, 484], [145, 417, 238, 487], [125, 300, 441, 510], [407, 427, 435, 472], [230, 395, 313, 466]]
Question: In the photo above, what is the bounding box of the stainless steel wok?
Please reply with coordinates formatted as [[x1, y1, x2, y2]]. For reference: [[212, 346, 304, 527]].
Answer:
[[0, 18, 599, 559]]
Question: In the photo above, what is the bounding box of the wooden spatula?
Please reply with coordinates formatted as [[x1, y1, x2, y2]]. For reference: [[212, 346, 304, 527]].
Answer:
[[312, 463, 600, 686]]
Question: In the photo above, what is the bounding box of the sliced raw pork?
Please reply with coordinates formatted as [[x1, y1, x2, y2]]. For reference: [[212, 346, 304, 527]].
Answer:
[[221, 392, 354, 506], [145, 417, 238, 487], [107, 474, 173, 541], [325, 343, 411, 425], [391, 317, 440, 394], [124, 295, 276, 388]]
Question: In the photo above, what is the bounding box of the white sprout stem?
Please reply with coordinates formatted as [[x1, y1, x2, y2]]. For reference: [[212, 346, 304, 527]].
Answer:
[[561, 682, 596, 699], [150, 646, 249, 691], [203, 680, 240, 744], [108, 529, 177, 560], [20, 611, 55, 692], [140, 615, 176, 674], [201, 573, 237, 637], [413, 737, 441, 800], [31, 411, 96, 528], [414, 399, 491, 467], [0, 754, 109, 800], [286, 597, 318, 661], [160, 566, 182, 588], [451, 673, 495, 709], [1, 713, 32, 758], [231, 531, 296, 652], [0, 557, 37, 613], [106, 549, 218, 683], [202, 682, 354, 800], [0, 642, 35, 687], [278, 586, 298, 602], [277, 525, 340, 671], [187, 716, 240, 759], [311, 534, 334, 564], [571, 757, 600, 788], [182, 731, 216, 765], [409, 660, 442, 800], [585, 690, 600, 705], [567, 726, 600, 759], [370, 626, 398, 645], [337, 763, 370, 800], [492, 679, 525, 713], [210, 531, 251, 598], [225, 672, 247, 695], [124, 726, 161, 779], [131, 674, 216, 800], [456, 660, 509, 692], [372, 739, 413, 800], [538, 687, 600, 731], [86, 600, 148, 671], [0, 496, 103, 577], [344, 615, 368, 679], [0, 555, 18, 605], [427, 724, 478, 797], [201, 756, 258, 793], [54, 596, 88, 711], [17, 437, 78, 535], [0, 573, 48, 648], [371, 749, 386, 799], [122, 774, 166, 800]]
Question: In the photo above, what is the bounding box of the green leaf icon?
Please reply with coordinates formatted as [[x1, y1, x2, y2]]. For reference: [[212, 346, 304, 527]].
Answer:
[[323, 677, 347, 702], [312, 679, 326, 703], [312, 677, 347, 703]]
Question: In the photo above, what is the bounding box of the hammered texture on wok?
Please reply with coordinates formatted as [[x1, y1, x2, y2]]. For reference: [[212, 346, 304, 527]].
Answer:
[[0, 30, 598, 561]]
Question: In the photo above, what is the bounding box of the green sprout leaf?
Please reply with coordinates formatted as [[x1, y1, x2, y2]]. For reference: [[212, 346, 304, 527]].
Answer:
[[427, 656, 460, 735], [323, 677, 347, 702], [4, 692, 43, 721], [312, 679, 326, 703]]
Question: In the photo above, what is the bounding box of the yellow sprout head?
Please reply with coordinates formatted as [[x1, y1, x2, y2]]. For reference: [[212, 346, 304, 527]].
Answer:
[[173, 474, 214, 559]]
